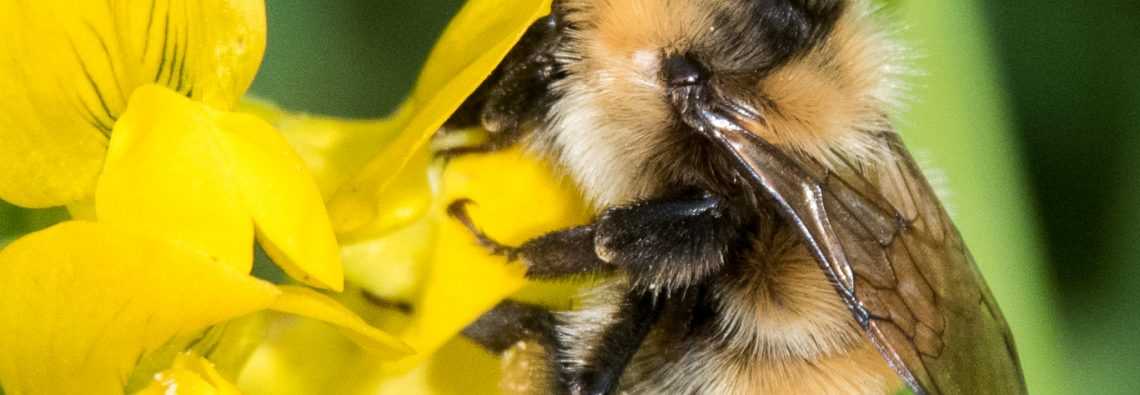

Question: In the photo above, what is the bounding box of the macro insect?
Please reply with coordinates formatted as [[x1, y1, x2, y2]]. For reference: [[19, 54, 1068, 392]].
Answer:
[[440, 0, 1027, 394]]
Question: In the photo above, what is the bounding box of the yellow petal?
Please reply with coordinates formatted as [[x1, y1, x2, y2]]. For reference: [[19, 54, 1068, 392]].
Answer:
[[326, 0, 552, 237], [240, 318, 498, 395], [0, 2, 125, 208], [124, 314, 269, 391], [238, 312, 361, 395], [137, 370, 225, 395], [269, 286, 414, 359], [238, 97, 448, 292], [238, 99, 433, 244], [0, 221, 279, 395], [405, 148, 589, 355], [215, 110, 343, 291], [340, 215, 437, 301], [136, 352, 244, 395], [237, 98, 410, 199], [0, 0, 265, 208], [126, 0, 267, 109], [97, 85, 254, 273], [332, 136, 436, 244], [98, 85, 343, 289]]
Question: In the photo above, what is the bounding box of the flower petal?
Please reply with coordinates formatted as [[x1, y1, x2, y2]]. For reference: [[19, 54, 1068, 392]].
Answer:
[[215, 110, 343, 291], [125, 0, 267, 110], [97, 85, 254, 273], [0, 221, 279, 395], [404, 148, 589, 355], [0, 2, 125, 207], [235, 100, 444, 297], [340, 215, 437, 301], [242, 330, 499, 395], [236, 99, 410, 199], [239, 99, 434, 244], [98, 85, 343, 289], [269, 286, 414, 360], [326, 0, 552, 237], [0, 0, 266, 208], [136, 352, 244, 395]]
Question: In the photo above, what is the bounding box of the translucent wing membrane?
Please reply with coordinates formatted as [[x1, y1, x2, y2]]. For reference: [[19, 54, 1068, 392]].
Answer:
[[702, 104, 1026, 395]]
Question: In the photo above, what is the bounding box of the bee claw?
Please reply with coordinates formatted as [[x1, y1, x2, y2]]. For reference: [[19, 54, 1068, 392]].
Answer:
[[432, 147, 472, 164], [446, 199, 522, 262]]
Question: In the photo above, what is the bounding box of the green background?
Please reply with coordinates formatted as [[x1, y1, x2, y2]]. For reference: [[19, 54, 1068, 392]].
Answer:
[[2, 0, 1136, 393]]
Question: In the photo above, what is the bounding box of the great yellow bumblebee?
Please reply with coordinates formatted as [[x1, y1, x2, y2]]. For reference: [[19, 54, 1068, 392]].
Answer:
[[441, 0, 1026, 393]]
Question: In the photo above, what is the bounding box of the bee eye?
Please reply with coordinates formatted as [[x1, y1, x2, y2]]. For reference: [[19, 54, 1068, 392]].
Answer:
[[663, 53, 711, 87]]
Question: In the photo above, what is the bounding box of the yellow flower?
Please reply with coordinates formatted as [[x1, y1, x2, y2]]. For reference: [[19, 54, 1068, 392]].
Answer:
[[237, 0, 598, 392], [0, 0, 264, 207], [252, 0, 575, 359], [3, 0, 596, 393], [0, 0, 411, 393], [137, 352, 245, 395]]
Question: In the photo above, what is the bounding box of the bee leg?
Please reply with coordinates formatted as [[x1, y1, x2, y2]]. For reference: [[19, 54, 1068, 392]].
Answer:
[[447, 199, 616, 277], [463, 300, 559, 354], [437, 13, 564, 161], [446, 192, 738, 286], [448, 195, 725, 394], [592, 192, 738, 293], [463, 300, 571, 394], [463, 291, 665, 395], [566, 290, 664, 395], [432, 131, 527, 162], [446, 199, 523, 260]]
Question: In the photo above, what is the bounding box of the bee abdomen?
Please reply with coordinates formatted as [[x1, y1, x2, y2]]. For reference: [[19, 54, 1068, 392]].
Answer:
[[617, 237, 903, 394]]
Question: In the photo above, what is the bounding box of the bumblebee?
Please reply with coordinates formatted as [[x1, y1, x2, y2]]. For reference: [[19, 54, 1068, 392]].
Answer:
[[442, 0, 1026, 393]]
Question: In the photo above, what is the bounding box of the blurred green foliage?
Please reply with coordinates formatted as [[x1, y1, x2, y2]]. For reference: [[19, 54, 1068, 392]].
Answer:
[[0, 201, 68, 250], [889, 1, 1064, 393], [981, 2, 1140, 393], [250, 0, 464, 117]]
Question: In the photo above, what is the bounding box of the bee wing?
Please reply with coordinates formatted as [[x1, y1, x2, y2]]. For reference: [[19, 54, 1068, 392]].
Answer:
[[705, 119, 1026, 394]]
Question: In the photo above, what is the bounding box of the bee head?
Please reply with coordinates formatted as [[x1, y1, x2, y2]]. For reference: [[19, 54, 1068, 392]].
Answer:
[[545, 0, 904, 204]]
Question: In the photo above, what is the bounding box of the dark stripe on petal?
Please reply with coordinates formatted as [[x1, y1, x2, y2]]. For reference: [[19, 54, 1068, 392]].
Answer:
[[153, 9, 171, 83], [163, 22, 180, 87], [67, 39, 116, 135], [174, 0, 192, 95], [84, 21, 127, 108], [141, 0, 157, 61], [76, 94, 113, 137], [173, 21, 188, 93]]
